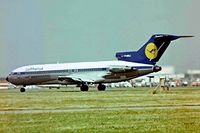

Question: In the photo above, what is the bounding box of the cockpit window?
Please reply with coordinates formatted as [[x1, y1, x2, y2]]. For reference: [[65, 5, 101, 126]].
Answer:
[[12, 72, 17, 75]]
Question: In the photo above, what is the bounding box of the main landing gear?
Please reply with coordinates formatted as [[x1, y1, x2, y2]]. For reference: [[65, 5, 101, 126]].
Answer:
[[80, 83, 106, 91], [97, 83, 106, 91], [20, 87, 26, 92]]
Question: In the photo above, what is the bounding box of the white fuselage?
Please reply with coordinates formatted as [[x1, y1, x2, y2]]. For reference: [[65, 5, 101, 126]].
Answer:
[[7, 60, 158, 86]]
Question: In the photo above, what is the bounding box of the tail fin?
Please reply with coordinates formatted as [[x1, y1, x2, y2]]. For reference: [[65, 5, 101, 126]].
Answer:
[[116, 34, 193, 65]]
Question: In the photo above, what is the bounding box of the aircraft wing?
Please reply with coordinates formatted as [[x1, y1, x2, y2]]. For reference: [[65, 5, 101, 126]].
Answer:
[[58, 73, 105, 83], [58, 66, 138, 83]]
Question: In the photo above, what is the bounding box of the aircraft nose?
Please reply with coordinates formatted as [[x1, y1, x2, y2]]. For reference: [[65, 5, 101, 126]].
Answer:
[[6, 76, 9, 82]]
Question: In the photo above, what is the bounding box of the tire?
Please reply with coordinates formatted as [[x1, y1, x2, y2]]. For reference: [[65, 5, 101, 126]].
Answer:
[[80, 84, 89, 91], [20, 88, 26, 92], [98, 84, 106, 91]]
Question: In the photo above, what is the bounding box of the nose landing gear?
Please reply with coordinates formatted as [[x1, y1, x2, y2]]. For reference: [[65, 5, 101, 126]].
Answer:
[[80, 84, 89, 91]]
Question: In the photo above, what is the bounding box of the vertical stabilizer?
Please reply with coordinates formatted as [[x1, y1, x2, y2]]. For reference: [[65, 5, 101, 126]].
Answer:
[[116, 34, 193, 64]]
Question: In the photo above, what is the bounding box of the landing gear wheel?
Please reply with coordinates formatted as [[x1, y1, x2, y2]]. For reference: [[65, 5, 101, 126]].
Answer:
[[97, 84, 106, 91], [20, 88, 26, 92], [80, 84, 89, 91]]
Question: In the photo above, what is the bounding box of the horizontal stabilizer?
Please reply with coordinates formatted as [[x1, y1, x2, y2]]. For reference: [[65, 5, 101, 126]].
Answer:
[[179, 35, 194, 38]]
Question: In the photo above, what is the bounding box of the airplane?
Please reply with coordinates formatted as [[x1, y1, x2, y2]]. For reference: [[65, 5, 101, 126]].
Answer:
[[6, 34, 193, 92]]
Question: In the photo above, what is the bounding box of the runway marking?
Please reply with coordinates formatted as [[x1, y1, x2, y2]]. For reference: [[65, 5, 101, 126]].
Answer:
[[1, 105, 200, 114]]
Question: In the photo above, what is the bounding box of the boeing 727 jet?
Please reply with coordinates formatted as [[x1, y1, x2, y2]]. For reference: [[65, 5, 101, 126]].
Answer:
[[6, 34, 193, 92]]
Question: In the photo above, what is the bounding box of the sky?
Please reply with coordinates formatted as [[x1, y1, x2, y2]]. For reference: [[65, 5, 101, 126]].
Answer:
[[0, 0, 200, 77]]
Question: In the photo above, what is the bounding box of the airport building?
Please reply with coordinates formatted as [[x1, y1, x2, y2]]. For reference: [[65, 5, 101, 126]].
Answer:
[[185, 69, 200, 80], [0, 78, 9, 89], [185, 70, 200, 86], [131, 66, 187, 87]]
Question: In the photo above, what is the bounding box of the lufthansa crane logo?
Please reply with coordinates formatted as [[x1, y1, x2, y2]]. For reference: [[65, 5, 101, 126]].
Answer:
[[145, 43, 158, 60]]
